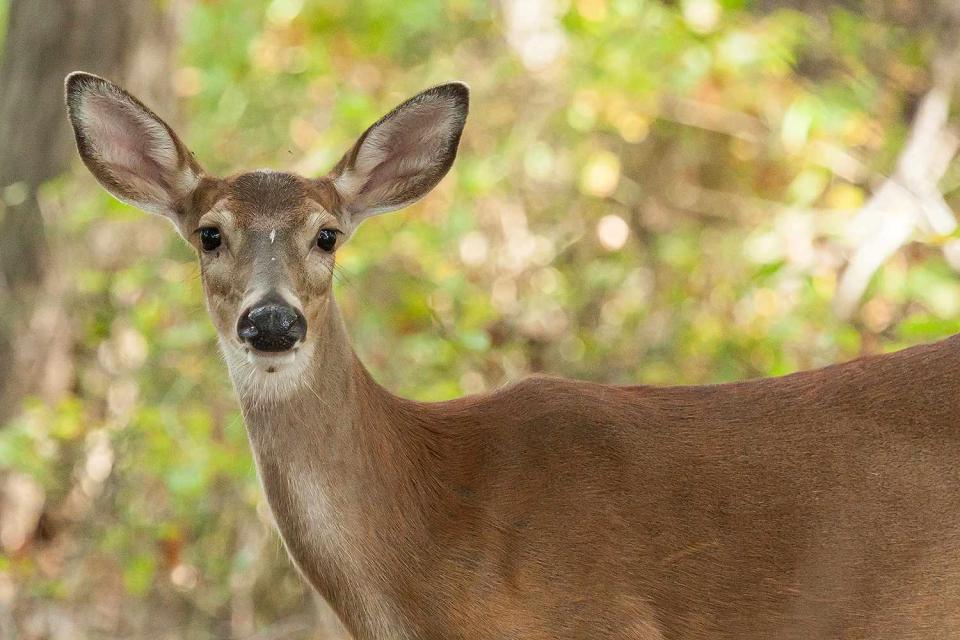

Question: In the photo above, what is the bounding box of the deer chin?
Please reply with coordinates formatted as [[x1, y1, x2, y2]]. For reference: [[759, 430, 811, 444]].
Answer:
[[219, 337, 315, 405], [245, 348, 298, 371]]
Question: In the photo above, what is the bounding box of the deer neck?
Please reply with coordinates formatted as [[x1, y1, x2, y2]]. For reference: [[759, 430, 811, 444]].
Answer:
[[227, 295, 434, 636]]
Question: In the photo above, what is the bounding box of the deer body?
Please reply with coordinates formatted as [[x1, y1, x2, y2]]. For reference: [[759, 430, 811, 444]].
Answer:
[[65, 72, 960, 639], [243, 295, 960, 640]]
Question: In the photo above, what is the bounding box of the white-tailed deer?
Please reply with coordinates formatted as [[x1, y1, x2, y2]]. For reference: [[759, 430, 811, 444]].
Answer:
[[65, 71, 960, 640]]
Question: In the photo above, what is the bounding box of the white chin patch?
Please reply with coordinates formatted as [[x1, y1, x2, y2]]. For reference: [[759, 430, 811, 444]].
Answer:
[[246, 349, 296, 372], [220, 338, 313, 404]]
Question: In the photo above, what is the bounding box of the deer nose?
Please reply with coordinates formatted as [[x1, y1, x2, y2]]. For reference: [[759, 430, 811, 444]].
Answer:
[[237, 298, 306, 352]]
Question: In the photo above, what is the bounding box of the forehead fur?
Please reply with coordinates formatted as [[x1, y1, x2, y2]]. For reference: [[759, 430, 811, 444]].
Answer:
[[225, 170, 333, 230]]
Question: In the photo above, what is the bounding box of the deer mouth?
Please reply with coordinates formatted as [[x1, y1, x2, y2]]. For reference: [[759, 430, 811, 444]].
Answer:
[[244, 346, 299, 373]]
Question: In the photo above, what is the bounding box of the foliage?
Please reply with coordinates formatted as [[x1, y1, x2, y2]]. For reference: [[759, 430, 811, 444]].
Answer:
[[3, 0, 960, 637]]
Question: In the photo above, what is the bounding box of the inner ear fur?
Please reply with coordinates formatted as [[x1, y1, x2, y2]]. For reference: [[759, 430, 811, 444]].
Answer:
[[328, 82, 469, 223], [65, 71, 206, 235]]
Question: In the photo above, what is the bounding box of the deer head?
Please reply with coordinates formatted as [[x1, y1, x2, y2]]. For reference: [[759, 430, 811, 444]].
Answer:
[[65, 72, 468, 400]]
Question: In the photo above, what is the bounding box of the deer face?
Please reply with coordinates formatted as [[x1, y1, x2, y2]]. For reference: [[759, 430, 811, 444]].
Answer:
[[187, 170, 342, 382], [65, 73, 468, 396]]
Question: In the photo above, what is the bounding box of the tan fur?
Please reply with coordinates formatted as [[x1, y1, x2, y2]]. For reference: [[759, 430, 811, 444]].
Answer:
[[66, 72, 960, 639], [244, 303, 960, 640]]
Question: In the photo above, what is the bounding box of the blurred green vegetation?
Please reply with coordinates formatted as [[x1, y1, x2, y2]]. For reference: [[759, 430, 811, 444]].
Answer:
[[3, 0, 960, 637]]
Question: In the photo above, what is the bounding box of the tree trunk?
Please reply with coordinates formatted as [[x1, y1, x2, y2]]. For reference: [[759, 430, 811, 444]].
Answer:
[[0, 0, 176, 422]]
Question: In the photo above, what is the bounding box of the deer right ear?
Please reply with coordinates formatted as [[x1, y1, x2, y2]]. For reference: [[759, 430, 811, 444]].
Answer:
[[65, 72, 205, 235]]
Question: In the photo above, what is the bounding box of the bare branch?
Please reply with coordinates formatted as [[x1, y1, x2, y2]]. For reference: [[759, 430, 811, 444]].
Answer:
[[833, 30, 960, 319]]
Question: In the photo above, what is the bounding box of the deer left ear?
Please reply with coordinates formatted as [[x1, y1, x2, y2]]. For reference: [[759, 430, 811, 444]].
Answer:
[[328, 82, 469, 224], [65, 71, 205, 236]]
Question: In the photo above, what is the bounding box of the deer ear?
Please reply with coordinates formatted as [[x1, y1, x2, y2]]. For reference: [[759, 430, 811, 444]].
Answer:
[[65, 71, 204, 233], [328, 82, 469, 223]]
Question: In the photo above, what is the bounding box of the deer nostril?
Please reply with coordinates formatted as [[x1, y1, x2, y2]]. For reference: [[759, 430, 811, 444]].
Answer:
[[238, 322, 259, 341]]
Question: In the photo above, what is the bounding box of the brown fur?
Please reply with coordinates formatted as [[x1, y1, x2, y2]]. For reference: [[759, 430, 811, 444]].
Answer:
[[245, 301, 960, 640], [66, 72, 960, 639]]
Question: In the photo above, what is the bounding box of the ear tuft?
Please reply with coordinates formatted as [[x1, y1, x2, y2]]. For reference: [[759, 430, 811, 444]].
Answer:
[[65, 71, 203, 226], [419, 81, 470, 114], [65, 71, 107, 106], [329, 81, 470, 222]]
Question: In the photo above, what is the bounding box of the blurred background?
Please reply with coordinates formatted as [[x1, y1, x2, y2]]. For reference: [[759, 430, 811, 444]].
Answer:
[[2, 0, 960, 637]]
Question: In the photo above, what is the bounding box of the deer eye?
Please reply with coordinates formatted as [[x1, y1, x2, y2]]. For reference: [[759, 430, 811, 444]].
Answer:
[[316, 229, 338, 252], [199, 227, 222, 252]]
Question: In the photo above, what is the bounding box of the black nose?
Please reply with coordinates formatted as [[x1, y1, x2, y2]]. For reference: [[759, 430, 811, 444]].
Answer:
[[237, 297, 307, 352]]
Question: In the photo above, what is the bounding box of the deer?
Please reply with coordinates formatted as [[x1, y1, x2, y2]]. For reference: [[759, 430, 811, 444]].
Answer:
[[64, 70, 960, 640]]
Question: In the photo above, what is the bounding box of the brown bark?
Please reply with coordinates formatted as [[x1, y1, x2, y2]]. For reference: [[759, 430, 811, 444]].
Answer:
[[0, 0, 176, 422]]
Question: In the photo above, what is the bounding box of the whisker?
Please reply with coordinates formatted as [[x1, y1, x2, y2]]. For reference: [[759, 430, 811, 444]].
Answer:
[[303, 376, 335, 413], [331, 263, 354, 287]]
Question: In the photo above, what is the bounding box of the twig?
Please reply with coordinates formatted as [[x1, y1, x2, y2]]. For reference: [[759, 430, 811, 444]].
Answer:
[[833, 31, 960, 319]]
